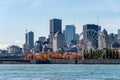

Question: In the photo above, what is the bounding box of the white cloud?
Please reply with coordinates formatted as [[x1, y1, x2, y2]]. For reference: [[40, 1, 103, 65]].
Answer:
[[15, 40, 20, 43], [0, 40, 23, 49], [0, 44, 9, 50], [14, 40, 23, 48]]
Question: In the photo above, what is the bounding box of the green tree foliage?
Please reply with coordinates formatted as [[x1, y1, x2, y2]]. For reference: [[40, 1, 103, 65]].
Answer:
[[83, 49, 119, 59]]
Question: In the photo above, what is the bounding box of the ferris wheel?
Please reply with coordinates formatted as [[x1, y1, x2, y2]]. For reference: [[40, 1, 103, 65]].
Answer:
[[79, 29, 99, 50]]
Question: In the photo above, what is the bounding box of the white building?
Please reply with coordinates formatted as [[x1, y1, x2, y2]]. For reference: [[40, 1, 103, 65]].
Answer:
[[98, 29, 110, 49], [53, 32, 65, 52]]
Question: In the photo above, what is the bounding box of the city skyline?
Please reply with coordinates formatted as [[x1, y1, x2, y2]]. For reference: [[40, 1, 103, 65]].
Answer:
[[0, 0, 120, 49]]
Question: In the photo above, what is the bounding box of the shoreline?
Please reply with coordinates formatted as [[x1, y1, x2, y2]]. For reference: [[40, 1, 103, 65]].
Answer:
[[1, 59, 120, 64]]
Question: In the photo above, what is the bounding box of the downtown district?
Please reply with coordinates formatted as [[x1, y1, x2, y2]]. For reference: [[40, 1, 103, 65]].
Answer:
[[0, 18, 120, 60]]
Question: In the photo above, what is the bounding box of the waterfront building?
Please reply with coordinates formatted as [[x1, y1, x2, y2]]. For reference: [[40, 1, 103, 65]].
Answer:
[[112, 42, 120, 49], [42, 44, 49, 52], [23, 43, 30, 54], [65, 25, 76, 45], [53, 32, 65, 52], [7, 45, 21, 54], [83, 24, 101, 49], [118, 29, 120, 39], [49, 18, 62, 49], [0, 50, 8, 55], [114, 34, 118, 42], [98, 29, 111, 49], [109, 33, 117, 48]]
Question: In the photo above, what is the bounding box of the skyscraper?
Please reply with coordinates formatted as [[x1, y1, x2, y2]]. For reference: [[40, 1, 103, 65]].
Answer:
[[26, 31, 34, 49], [49, 18, 62, 49], [50, 19, 62, 34], [83, 24, 101, 49], [65, 25, 76, 45], [23, 31, 34, 54]]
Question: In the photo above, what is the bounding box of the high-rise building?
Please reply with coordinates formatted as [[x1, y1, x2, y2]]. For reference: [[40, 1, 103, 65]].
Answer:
[[65, 25, 76, 45], [23, 31, 34, 54], [49, 18, 62, 49], [118, 29, 120, 39], [50, 19, 62, 34], [83, 24, 101, 49], [26, 31, 34, 49], [53, 32, 65, 52]]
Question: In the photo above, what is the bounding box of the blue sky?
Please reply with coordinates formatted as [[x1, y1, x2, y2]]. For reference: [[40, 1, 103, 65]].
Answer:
[[0, 0, 120, 49]]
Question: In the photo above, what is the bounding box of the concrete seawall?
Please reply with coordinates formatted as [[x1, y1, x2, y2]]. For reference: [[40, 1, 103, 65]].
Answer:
[[36, 59, 120, 64], [0, 60, 31, 64], [77, 59, 120, 64], [48, 59, 75, 64], [1, 59, 120, 64]]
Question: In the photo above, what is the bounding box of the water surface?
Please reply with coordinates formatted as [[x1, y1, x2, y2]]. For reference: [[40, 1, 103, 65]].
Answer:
[[0, 64, 120, 80]]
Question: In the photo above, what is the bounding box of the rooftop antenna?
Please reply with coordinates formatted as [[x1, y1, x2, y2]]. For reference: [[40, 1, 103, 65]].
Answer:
[[97, 16, 101, 34]]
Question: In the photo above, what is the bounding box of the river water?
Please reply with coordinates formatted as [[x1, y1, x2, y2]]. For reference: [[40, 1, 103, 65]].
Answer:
[[0, 64, 120, 80]]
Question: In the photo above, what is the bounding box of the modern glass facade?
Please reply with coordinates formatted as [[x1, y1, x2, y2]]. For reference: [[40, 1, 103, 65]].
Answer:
[[49, 19, 62, 49], [26, 31, 34, 49], [65, 25, 76, 45], [50, 19, 62, 34], [83, 24, 101, 49]]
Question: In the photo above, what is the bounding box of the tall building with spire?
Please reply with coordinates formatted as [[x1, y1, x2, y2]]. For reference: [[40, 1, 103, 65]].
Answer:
[[23, 31, 34, 54]]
